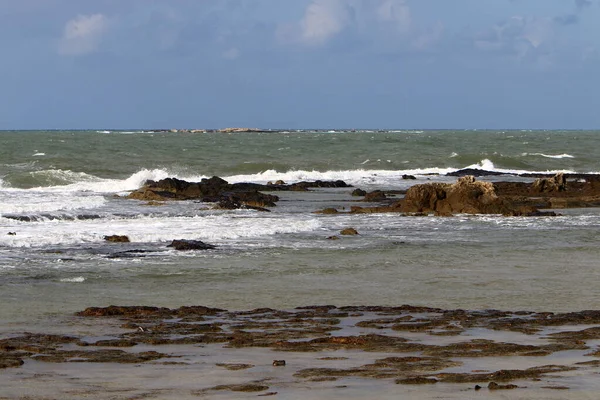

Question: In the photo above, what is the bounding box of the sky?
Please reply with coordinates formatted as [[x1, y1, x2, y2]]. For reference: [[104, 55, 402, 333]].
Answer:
[[1, 0, 599, 129]]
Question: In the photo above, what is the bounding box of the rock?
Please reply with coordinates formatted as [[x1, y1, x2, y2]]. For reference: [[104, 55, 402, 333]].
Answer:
[[532, 173, 567, 193], [326, 236, 340, 240], [103, 235, 130, 243], [351, 188, 367, 196], [363, 190, 387, 202], [488, 382, 519, 390], [315, 208, 339, 214], [272, 360, 286, 366], [396, 377, 437, 385], [340, 228, 359, 235], [401, 176, 507, 215], [167, 240, 216, 251], [402, 174, 417, 180], [447, 168, 507, 177], [7, 232, 16, 236], [275, 180, 285, 185]]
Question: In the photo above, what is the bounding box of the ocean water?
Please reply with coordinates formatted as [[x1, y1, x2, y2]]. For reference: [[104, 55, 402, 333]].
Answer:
[[1, 129, 600, 329]]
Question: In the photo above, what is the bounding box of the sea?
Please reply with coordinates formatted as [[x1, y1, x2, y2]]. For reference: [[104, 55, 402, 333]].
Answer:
[[1, 129, 600, 331]]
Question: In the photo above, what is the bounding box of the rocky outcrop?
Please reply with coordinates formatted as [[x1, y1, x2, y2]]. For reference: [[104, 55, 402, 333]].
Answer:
[[401, 176, 507, 215], [531, 173, 566, 193], [127, 177, 352, 209]]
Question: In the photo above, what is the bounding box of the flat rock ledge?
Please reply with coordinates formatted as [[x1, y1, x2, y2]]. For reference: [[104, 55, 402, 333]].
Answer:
[[4, 304, 600, 395]]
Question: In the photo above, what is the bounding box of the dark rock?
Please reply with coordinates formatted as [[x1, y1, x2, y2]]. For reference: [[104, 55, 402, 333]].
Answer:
[[488, 381, 519, 390], [363, 190, 387, 202], [167, 240, 216, 251], [210, 383, 270, 392], [340, 228, 359, 235], [327, 235, 340, 240], [7, 232, 16, 235], [402, 174, 417, 180], [352, 188, 367, 196], [272, 360, 286, 366], [447, 168, 508, 177], [396, 377, 437, 385], [103, 235, 130, 243]]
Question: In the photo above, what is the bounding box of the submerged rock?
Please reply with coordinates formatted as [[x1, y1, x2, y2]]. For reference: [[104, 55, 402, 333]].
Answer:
[[340, 228, 359, 235], [167, 239, 216, 251]]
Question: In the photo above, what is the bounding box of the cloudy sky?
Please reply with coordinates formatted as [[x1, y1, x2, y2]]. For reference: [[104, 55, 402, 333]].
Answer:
[[1, 0, 599, 129]]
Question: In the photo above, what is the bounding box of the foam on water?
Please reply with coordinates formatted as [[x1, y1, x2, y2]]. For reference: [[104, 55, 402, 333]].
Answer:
[[0, 191, 106, 214], [524, 153, 575, 159], [60, 277, 85, 283], [0, 213, 322, 248], [464, 159, 575, 175]]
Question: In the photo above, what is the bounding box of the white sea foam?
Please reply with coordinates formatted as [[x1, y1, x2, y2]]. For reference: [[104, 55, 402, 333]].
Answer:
[[60, 276, 85, 283], [525, 153, 575, 159], [33, 153, 45, 156], [463, 159, 575, 175], [0, 214, 322, 248], [0, 191, 106, 214]]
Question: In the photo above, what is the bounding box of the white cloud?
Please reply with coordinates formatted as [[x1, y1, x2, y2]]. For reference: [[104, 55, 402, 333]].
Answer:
[[300, 0, 353, 45], [59, 14, 107, 55]]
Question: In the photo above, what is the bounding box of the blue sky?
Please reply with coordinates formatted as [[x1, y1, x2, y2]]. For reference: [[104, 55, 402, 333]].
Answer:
[[1, 0, 599, 129]]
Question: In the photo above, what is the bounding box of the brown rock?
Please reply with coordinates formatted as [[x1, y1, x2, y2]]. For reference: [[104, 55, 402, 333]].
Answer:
[[103, 235, 130, 243], [340, 228, 359, 235], [532, 173, 566, 193], [363, 190, 387, 202]]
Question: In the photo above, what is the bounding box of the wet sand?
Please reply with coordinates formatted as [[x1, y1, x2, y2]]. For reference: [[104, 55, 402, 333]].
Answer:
[[2, 305, 600, 399]]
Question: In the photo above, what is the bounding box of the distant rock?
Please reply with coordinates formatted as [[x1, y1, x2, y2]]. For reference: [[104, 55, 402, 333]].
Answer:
[[167, 239, 216, 251], [340, 228, 359, 235], [402, 175, 417, 180], [447, 168, 507, 177]]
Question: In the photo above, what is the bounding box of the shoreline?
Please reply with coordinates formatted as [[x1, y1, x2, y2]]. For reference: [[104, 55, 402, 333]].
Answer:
[[2, 304, 600, 399]]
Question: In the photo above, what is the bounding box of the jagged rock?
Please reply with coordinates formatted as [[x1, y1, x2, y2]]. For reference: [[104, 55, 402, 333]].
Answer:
[[402, 175, 417, 180], [401, 176, 506, 215], [104, 235, 130, 243], [340, 228, 359, 235], [532, 173, 566, 193], [167, 240, 216, 251]]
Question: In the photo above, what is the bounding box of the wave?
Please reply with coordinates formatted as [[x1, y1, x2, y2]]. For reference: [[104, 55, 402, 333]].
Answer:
[[523, 153, 575, 159], [0, 155, 590, 196], [462, 159, 575, 175]]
